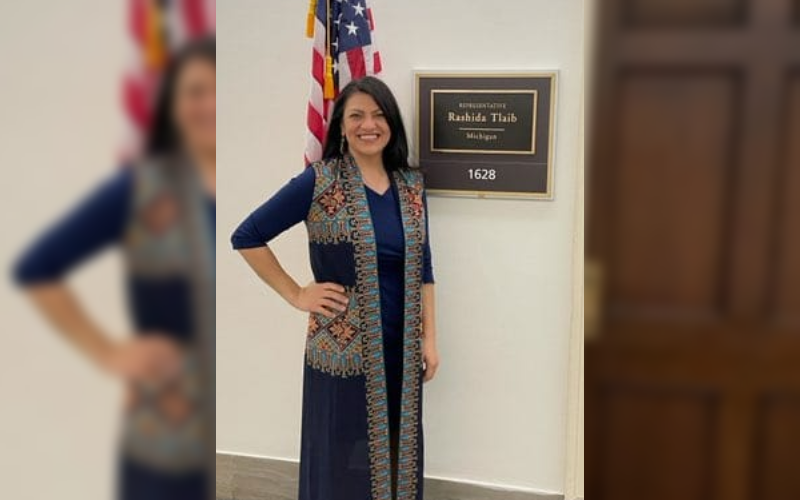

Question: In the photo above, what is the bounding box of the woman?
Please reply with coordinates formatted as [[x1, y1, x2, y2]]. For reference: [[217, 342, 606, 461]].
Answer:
[[232, 76, 440, 500], [13, 37, 215, 500]]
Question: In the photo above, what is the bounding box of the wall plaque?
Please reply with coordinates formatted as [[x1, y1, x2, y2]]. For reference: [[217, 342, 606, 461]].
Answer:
[[416, 73, 557, 199]]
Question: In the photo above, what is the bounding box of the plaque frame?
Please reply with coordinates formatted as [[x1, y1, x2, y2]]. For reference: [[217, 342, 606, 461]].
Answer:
[[415, 71, 558, 200], [430, 89, 539, 155]]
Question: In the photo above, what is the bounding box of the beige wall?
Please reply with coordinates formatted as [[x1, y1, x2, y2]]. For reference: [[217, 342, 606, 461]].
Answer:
[[217, 0, 584, 495], [0, 2, 130, 499]]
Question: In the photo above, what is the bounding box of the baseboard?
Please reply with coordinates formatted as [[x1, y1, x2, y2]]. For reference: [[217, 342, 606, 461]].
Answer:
[[216, 452, 563, 500]]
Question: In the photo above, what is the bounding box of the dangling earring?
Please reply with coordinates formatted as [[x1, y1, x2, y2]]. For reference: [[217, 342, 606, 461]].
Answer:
[[340, 135, 347, 155]]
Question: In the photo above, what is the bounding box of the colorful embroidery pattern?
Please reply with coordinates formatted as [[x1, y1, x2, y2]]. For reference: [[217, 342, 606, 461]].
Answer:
[[305, 287, 363, 377], [122, 157, 213, 472], [338, 156, 395, 500], [394, 169, 426, 500], [400, 182, 425, 220], [306, 162, 351, 244], [303, 157, 427, 500], [124, 351, 206, 471], [318, 181, 347, 217], [126, 163, 192, 275]]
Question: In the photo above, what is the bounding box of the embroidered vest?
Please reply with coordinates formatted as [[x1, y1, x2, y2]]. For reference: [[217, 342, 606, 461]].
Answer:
[[120, 155, 214, 472], [304, 155, 427, 500]]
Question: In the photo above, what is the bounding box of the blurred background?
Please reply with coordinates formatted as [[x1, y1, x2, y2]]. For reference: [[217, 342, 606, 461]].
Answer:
[[0, 1, 214, 499], [585, 0, 800, 499], [0, 3, 131, 498]]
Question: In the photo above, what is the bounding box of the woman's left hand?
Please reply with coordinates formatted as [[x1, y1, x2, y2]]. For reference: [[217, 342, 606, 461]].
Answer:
[[422, 336, 440, 383]]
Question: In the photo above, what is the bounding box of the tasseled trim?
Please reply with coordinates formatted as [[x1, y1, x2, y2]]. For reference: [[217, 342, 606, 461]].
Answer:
[[323, 55, 336, 99], [306, 346, 363, 378]]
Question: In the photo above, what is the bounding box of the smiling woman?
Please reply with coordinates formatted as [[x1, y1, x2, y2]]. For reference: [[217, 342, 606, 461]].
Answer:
[[231, 76, 438, 500]]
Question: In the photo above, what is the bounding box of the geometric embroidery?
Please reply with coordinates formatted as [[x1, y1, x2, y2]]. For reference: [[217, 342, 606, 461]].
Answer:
[[394, 168, 426, 500], [337, 155, 394, 500], [317, 181, 347, 217], [328, 314, 358, 349], [123, 351, 206, 471], [400, 183, 424, 220], [303, 156, 427, 500], [305, 286, 362, 377], [307, 289, 359, 350], [122, 158, 212, 473], [306, 164, 351, 245]]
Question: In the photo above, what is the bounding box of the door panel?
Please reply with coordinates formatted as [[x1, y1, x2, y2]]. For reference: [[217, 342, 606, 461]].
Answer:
[[612, 71, 736, 318], [622, 0, 745, 27], [773, 74, 800, 326], [603, 387, 716, 500], [587, 0, 800, 498], [754, 395, 800, 499]]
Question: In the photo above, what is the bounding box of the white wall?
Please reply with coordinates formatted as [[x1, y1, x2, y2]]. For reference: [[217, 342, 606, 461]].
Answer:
[[217, 0, 584, 495], [0, 2, 130, 500]]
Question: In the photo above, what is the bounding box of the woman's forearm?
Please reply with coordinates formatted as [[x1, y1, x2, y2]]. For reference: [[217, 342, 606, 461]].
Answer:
[[238, 246, 302, 307], [422, 283, 437, 340], [24, 283, 114, 367]]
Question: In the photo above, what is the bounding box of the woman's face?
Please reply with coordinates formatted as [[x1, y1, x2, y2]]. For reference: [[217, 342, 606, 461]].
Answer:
[[173, 57, 216, 154], [342, 92, 390, 160]]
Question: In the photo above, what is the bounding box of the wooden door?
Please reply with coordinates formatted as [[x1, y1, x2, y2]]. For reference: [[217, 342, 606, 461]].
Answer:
[[587, 0, 800, 499]]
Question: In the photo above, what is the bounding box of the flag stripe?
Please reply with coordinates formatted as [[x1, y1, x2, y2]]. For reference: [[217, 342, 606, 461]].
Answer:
[[182, 0, 209, 38], [346, 48, 366, 82], [121, 0, 215, 159], [304, 0, 382, 166]]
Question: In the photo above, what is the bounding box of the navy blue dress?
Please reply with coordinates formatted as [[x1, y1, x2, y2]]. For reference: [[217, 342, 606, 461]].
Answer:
[[231, 166, 434, 500], [13, 168, 214, 500]]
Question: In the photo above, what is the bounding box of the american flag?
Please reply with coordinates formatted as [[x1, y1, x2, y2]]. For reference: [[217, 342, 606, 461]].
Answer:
[[304, 0, 383, 165], [122, 0, 215, 158]]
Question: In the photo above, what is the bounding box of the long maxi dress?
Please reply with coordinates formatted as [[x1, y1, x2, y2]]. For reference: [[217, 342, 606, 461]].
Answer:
[[231, 157, 434, 500], [13, 160, 215, 500]]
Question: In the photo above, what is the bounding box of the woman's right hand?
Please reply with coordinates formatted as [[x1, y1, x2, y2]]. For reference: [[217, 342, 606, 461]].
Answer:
[[291, 282, 349, 318], [98, 335, 183, 384]]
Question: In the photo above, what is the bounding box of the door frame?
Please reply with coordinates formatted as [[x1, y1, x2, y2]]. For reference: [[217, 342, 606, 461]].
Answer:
[[565, 1, 589, 498]]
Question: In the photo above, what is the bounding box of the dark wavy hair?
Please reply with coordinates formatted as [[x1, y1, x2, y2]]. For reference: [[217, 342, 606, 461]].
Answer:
[[146, 36, 216, 157], [321, 76, 414, 172]]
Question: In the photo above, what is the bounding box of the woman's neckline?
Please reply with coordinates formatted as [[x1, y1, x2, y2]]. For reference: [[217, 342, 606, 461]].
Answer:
[[348, 154, 392, 197], [366, 184, 390, 197]]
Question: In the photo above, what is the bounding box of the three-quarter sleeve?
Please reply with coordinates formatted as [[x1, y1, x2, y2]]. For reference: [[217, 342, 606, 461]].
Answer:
[[13, 168, 133, 285], [422, 189, 435, 284], [231, 166, 316, 249]]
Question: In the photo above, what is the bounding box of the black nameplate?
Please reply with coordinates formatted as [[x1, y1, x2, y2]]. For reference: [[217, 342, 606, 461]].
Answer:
[[416, 73, 556, 199]]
